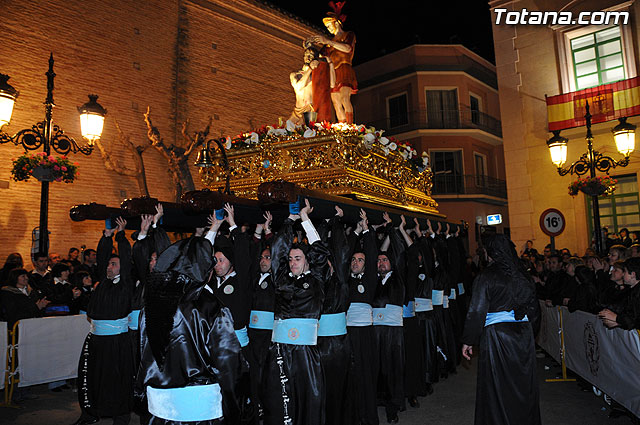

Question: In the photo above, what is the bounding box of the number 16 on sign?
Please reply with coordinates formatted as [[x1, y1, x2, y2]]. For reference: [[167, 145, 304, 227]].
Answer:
[[540, 208, 566, 251]]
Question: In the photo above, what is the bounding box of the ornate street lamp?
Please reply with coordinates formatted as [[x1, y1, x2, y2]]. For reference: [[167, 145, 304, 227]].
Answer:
[[547, 101, 636, 254], [0, 54, 107, 255]]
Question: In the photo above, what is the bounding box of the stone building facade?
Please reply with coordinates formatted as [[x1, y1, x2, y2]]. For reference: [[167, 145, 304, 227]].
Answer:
[[353, 44, 507, 253]]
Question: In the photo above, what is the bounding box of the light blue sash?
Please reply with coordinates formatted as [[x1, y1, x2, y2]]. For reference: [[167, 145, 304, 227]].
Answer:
[[414, 297, 433, 312], [235, 326, 249, 347], [373, 305, 403, 326], [91, 317, 129, 336], [485, 310, 529, 327], [449, 288, 456, 300], [402, 301, 415, 318], [249, 310, 274, 330], [318, 313, 347, 336], [346, 303, 373, 327], [432, 290, 444, 306], [457, 283, 465, 295], [128, 309, 141, 330], [272, 318, 318, 345], [147, 384, 223, 422]]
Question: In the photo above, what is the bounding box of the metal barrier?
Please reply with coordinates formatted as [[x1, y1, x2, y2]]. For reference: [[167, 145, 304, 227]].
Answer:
[[2, 322, 19, 408], [538, 303, 640, 417]]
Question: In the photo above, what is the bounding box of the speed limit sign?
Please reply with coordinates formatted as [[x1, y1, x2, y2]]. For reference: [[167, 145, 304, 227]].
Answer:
[[540, 208, 565, 237]]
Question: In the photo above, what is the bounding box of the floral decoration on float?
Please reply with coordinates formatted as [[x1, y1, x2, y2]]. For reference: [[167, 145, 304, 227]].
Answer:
[[224, 120, 431, 172]]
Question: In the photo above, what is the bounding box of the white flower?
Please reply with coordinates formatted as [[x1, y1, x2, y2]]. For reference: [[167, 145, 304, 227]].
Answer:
[[388, 142, 397, 151], [286, 120, 296, 132], [271, 128, 287, 136], [379, 136, 389, 146], [400, 150, 408, 159], [382, 147, 390, 155], [364, 133, 376, 143], [422, 157, 429, 167], [250, 132, 259, 144], [303, 128, 317, 138], [225, 136, 232, 150]]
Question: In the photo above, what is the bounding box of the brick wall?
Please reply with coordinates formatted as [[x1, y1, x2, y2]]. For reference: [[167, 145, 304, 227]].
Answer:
[[0, 0, 318, 264]]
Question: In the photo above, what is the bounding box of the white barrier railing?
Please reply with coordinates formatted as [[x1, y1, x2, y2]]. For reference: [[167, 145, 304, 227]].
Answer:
[[538, 303, 640, 417], [1, 315, 90, 405], [17, 315, 90, 387]]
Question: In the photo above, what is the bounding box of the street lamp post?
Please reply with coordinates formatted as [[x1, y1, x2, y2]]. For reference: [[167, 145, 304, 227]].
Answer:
[[0, 54, 107, 256], [547, 101, 636, 255]]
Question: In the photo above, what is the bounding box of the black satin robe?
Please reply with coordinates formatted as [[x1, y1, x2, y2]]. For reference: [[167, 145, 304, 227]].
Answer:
[[462, 263, 541, 425], [372, 270, 404, 419], [137, 277, 245, 425], [413, 236, 438, 386], [262, 220, 328, 425], [403, 244, 426, 399], [346, 229, 379, 425], [316, 217, 353, 425], [247, 271, 275, 410]]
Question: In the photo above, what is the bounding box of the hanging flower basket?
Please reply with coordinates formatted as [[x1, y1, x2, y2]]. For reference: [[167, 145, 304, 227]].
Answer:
[[11, 152, 79, 183], [31, 166, 55, 182], [568, 176, 617, 197]]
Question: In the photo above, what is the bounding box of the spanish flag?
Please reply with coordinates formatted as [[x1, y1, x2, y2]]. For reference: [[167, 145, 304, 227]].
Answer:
[[546, 77, 640, 131]]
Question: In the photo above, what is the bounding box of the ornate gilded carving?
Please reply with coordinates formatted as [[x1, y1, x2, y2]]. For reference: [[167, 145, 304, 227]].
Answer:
[[199, 132, 438, 215]]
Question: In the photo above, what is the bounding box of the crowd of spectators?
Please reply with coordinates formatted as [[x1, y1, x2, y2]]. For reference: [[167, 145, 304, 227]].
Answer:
[[0, 247, 100, 328], [518, 229, 640, 331]]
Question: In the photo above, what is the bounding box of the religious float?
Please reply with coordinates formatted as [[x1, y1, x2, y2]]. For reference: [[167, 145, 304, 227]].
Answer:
[[70, 1, 456, 230]]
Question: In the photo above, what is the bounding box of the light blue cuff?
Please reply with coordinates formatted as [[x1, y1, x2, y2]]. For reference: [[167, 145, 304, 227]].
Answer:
[[272, 318, 318, 345], [249, 310, 275, 330], [318, 312, 347, 336], [147, 384, 223, 422], [403, 301, 415, 318], [235, 326, 249, 347], [449, 288, 456, 300], [457, 283, 465, 295]]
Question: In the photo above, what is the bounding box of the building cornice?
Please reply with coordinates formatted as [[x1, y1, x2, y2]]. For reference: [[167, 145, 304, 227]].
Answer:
[[187, 0, 319, 47]]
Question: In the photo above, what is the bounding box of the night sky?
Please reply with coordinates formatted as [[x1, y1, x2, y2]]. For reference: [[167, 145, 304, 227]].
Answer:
[[264, 1, 496, 64]]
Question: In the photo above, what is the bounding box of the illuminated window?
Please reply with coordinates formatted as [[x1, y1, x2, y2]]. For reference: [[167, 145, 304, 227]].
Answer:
[[587, 174, 640, 235], [571, 26, 625, 90]]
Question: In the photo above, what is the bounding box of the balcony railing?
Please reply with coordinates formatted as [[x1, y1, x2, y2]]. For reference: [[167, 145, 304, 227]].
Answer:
[[432, 174, 507, 199], [364, 105, 502, 138]]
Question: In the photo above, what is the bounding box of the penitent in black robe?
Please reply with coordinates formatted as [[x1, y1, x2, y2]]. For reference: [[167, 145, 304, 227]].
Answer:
[[77, 231, 134, 419], [315, 217, 353, 425], [462, 262, 541, 425], [262, 219, 329, 425], [137, 237, 245, 425]]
